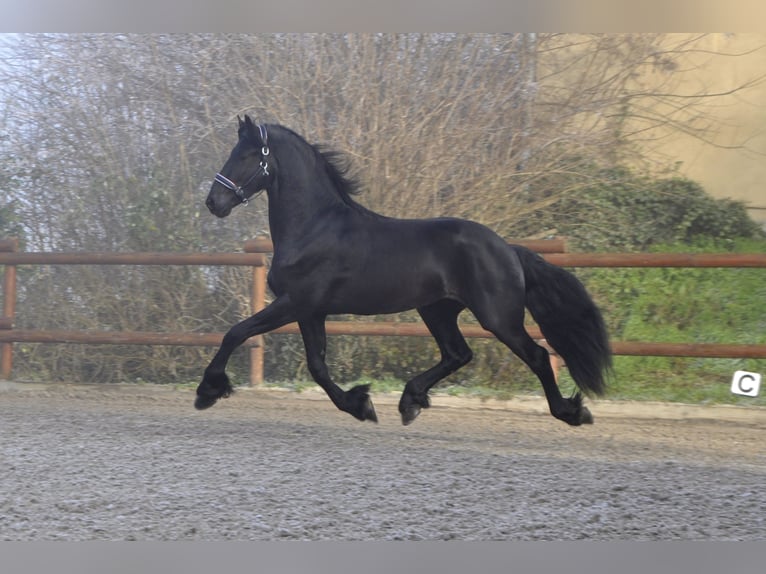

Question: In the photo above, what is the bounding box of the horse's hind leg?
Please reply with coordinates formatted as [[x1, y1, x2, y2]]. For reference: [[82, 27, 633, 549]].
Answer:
[[299, 315, 378, 422], [476, 303, 593, 426], [399, 299, 473, 425]]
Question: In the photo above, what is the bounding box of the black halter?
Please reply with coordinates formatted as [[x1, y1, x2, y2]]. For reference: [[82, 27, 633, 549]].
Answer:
[[214, 124, 270, 206]]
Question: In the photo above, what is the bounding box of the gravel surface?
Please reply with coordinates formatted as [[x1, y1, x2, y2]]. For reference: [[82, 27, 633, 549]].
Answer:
[[1, 382, 764, 541]]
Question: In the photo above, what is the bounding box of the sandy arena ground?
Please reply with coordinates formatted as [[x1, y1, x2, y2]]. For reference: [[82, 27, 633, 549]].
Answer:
[[1, 382, 764, 541]]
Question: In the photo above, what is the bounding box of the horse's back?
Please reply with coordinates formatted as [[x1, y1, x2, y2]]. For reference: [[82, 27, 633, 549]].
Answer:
[[374, 216, 509, 255], [349, 216, 522, 309]]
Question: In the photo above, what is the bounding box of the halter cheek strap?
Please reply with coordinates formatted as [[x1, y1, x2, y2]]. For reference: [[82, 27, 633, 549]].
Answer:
[[214, 124, 270, 206], [258, 123, 268, 148]]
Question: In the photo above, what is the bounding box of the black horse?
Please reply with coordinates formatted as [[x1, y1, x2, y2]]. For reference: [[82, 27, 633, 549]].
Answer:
[[198, 115, 611, 426]]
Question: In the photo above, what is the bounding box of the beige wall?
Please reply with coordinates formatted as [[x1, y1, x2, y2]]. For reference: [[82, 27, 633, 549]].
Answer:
[[641, 34, 766, 224]]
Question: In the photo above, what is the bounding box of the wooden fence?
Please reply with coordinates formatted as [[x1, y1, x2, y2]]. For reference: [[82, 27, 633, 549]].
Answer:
[[0, 238, 268, 382], [2, 237, 765, 385]]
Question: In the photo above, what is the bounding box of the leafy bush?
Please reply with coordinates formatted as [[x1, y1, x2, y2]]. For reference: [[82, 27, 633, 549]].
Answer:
[[516, 167, 763, 251]]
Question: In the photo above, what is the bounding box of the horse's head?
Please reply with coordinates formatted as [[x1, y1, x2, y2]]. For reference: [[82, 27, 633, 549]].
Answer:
[[205, 115, 273, 218]]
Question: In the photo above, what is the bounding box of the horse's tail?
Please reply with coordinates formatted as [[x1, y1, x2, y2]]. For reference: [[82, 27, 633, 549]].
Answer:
[[514, 245, 611, 396]]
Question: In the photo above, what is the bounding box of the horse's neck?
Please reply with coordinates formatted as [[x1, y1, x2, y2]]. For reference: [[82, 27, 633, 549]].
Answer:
[[266, 175, 345, 250], [266, 130, 367, 250]]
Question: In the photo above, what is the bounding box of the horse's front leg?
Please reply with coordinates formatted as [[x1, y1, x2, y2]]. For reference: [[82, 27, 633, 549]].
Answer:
[[299, 316, 378, 422], [195, 295, 296, 410]]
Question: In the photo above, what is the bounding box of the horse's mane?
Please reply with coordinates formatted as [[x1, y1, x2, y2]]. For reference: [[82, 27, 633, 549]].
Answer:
[[271, 125, 379, 217]]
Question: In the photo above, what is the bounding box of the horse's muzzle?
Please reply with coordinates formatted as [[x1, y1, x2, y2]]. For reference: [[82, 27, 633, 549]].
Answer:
[[205, 196, 232, 218]]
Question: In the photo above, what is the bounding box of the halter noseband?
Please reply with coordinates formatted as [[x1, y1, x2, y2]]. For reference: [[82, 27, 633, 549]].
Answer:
[[214, 124, 270, 206]]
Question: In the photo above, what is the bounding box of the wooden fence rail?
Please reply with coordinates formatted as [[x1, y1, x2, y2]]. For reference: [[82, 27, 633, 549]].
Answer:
[[2, 237, 765, 386], [0, 239, 267, 380]]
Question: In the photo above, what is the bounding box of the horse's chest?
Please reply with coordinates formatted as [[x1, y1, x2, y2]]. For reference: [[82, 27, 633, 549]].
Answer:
[[269, 253, 344, 298]]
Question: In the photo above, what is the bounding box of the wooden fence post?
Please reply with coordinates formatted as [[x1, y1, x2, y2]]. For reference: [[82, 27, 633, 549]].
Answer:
[[1, 238, 19, 380], [245, 239, 269, 386]]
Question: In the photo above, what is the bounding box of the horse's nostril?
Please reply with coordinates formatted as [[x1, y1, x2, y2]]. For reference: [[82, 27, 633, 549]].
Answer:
[[205, 196, 215, 210]]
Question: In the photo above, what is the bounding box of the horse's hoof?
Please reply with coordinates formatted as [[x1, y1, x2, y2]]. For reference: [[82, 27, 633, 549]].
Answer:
[[557, 408, 594, 426], [194, 394, 219, 410], [363, 398, 378, 423], [347, 384, 378, 423], [579, 405, 594, 425], [554, 392, 594, 426], [401, 405, 421, 426], [194, 384, 234, 411], [352, 396, 378, 422], [194, 377, 233, 411], [399, 391, 429, 426]]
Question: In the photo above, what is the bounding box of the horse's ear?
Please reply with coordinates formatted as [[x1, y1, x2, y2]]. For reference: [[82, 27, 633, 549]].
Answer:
[[237, 115, 261, 143], [237, 115, 255, 140]]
